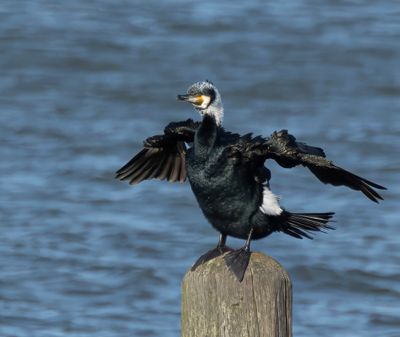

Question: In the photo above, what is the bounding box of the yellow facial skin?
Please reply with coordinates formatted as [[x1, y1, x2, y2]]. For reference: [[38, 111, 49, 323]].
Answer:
[[194, 95, 204, 105], [194, 95, 211, 109]]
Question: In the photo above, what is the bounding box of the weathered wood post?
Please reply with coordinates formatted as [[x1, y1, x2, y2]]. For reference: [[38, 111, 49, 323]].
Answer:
[[181, 252, 292, 337]]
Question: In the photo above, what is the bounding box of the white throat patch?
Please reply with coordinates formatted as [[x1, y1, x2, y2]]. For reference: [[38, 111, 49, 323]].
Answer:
[[259, 186, 283, 216], [201, 104, 224, 126]]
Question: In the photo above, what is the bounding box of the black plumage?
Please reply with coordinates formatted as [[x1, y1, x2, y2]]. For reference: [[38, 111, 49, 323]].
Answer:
[[116, 81, 385, 281]]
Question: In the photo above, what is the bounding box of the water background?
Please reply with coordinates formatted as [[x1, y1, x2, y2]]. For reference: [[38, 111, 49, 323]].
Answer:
[[1, 1, 399, 336]]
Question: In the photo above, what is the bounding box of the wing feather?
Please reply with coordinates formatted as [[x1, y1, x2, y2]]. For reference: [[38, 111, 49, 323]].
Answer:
[[263, 130, 386, 202], [116, 119, 198, 186], [228, 129, 386, 203]]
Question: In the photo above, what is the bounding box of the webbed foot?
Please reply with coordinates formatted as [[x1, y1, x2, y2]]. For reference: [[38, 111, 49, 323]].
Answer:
[[224, 227, 254, 282], [191, 245, 233, 271], [224, 248, 252, 282]]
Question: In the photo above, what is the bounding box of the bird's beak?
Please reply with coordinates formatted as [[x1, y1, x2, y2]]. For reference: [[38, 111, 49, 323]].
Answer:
[[177, 94, 191, 102], [177, 94, 203, 105]]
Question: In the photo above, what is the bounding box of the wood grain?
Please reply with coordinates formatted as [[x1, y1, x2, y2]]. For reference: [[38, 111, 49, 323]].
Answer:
[[182, 252, 292, 337]]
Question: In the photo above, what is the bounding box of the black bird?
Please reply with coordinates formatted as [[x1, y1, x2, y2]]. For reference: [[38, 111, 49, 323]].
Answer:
[[116, 80, 385, 281]]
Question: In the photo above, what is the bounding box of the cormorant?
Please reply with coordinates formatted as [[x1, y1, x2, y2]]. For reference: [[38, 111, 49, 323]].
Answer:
[[116, 80, 385, 281]]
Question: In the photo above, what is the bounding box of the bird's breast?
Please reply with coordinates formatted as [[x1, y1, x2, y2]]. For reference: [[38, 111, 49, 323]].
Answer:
[[186, 147, 260, 233]]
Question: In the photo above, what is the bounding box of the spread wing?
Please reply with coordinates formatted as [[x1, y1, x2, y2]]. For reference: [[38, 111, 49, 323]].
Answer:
[[227, 129, 386, 203], [264, 130, 386, 202], [115, 119, 200, 185]]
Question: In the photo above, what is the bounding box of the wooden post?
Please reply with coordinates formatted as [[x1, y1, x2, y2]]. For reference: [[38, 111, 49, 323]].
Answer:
[[181, 252, 292, 337]]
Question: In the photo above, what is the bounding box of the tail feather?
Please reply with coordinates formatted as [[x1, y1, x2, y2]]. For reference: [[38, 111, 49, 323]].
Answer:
[[275, 211, 335, 239]]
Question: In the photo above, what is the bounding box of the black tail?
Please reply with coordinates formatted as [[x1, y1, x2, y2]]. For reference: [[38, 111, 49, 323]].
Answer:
[[274, 211, 335, 239]]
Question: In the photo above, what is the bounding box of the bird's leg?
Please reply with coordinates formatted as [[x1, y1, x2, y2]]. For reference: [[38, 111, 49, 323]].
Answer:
[[224, 228, 254, 282], [216, 233, 228, 253], [191, 234, 233, 271]]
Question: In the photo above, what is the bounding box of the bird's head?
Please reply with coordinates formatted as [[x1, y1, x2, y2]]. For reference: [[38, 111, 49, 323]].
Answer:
[[177, 80, 224, 126]]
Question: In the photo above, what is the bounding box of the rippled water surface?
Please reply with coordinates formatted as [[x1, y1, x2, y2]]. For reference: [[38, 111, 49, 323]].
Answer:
[[1, 1, 399, 336]]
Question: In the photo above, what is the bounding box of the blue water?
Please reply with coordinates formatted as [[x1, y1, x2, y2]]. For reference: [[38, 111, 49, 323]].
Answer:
[[0, 1, 399, 336]]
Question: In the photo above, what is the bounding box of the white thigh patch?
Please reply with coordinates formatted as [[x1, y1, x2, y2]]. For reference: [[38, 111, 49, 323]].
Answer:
[[259, 186, 283, 215]]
